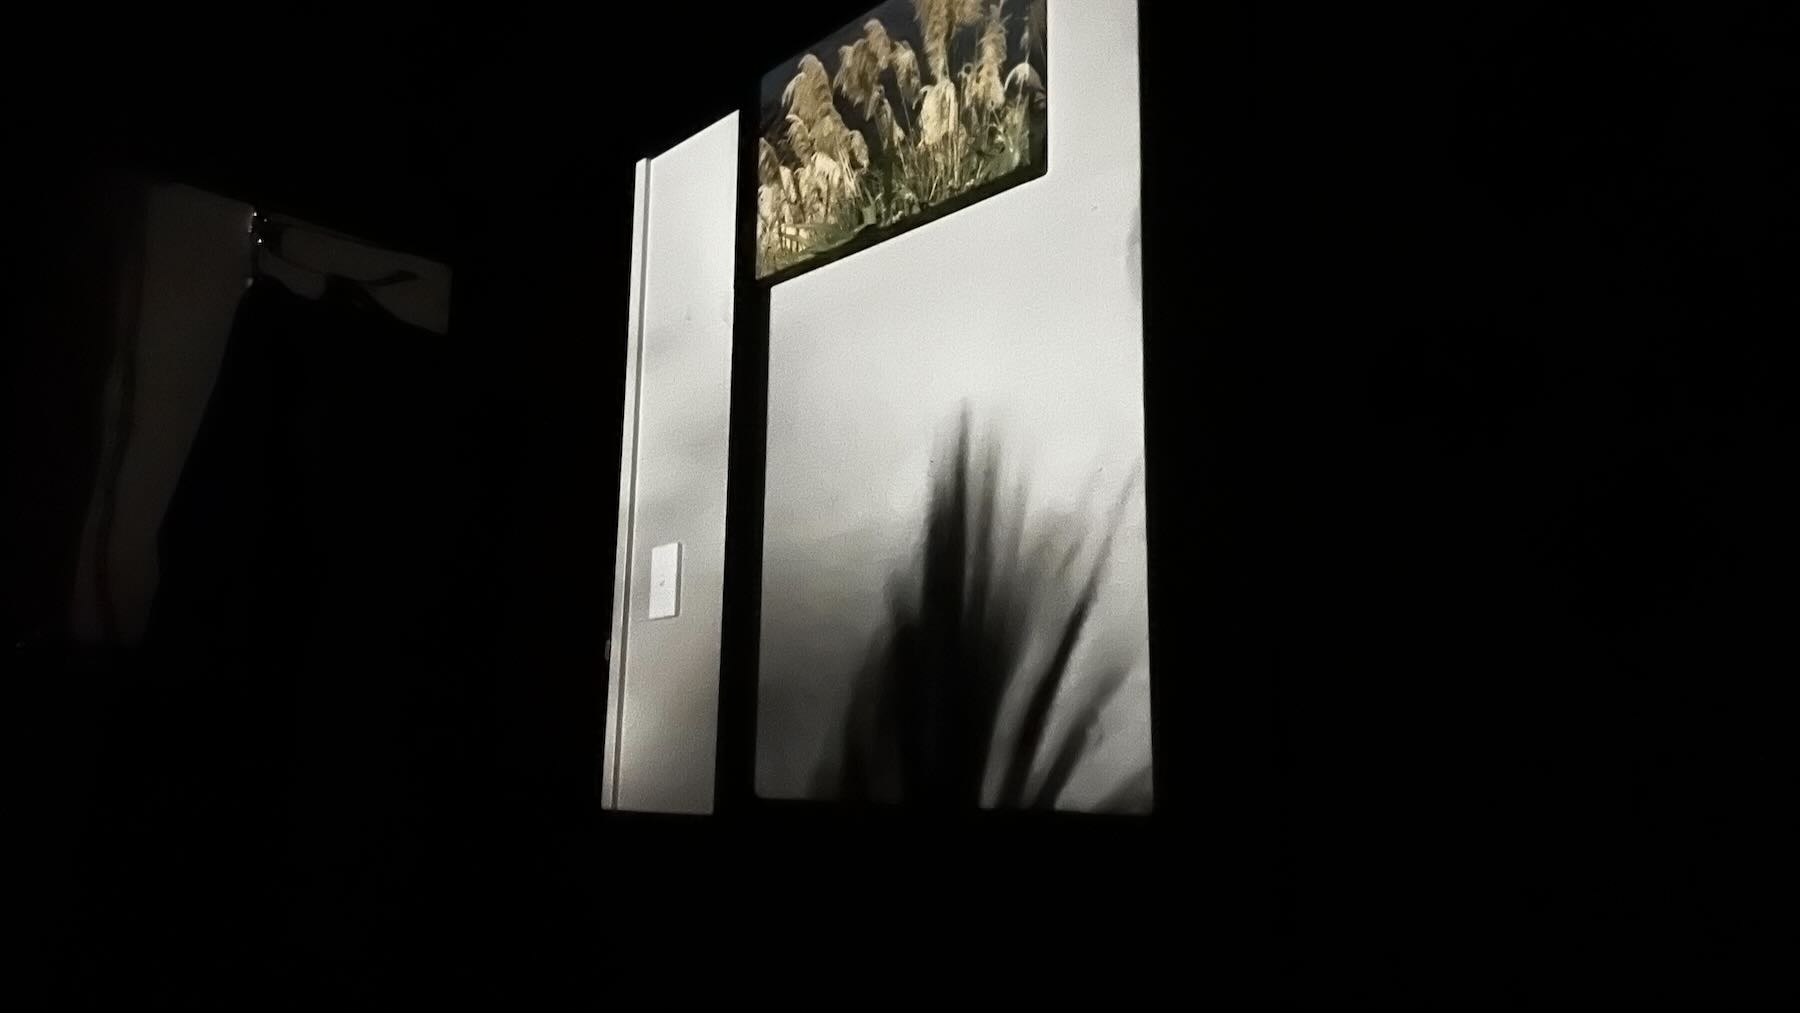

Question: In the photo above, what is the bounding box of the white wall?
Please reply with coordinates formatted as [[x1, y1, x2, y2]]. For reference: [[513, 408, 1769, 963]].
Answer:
[[603, 114, 739, 814], [756, 0, 1152, 810]]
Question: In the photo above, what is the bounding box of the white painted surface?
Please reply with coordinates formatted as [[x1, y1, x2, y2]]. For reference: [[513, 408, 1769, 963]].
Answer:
[[602, 159, 651, 802], [757, 0, 1152, 810], [603, 114, 738, 815], [648, 542, 682, 620]]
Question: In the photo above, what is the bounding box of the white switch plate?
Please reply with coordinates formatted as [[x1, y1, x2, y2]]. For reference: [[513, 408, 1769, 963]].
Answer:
[[647, 542, 681, 620]]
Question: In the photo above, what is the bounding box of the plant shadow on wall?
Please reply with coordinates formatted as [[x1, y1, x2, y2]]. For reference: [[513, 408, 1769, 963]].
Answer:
[[815, 407, 1152, 813], [756, 0, 1048, 279]]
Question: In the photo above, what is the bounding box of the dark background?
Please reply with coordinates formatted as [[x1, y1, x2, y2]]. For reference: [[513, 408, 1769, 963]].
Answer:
[[9, 1, 1786, 1006]]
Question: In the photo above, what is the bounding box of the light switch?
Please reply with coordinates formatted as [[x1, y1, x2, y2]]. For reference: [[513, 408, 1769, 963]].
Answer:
[[647, 542, 681, 620]]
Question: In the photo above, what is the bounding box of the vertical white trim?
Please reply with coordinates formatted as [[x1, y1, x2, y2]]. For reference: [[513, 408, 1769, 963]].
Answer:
[[603, 112, 738, 815], [602, 158, 652, 808]]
